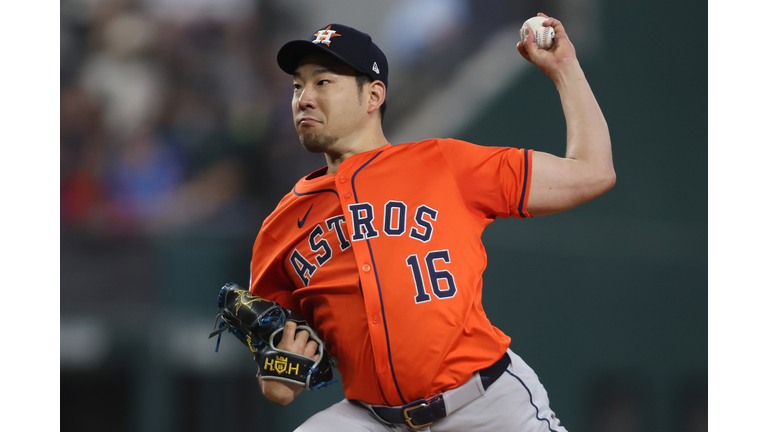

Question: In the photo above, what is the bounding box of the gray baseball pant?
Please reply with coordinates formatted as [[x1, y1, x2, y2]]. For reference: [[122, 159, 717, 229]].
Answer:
[[294, 349, 568, 432]]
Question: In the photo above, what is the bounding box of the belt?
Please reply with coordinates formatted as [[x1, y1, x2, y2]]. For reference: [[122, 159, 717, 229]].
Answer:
[[370, 353, 511, 429]]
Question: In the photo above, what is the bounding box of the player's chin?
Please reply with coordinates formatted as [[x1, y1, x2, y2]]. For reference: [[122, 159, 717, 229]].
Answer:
[[299, 132, 338, 154]]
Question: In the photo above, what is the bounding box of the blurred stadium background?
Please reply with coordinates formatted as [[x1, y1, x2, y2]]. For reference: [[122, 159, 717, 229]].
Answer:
[[60, 0, 707, 431]]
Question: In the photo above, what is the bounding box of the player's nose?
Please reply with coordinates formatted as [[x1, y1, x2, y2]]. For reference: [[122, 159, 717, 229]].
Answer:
[[295, 88, 317, 111]]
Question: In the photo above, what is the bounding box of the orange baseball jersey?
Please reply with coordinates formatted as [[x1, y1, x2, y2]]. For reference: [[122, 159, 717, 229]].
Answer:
[[249, 138, 533, 406]]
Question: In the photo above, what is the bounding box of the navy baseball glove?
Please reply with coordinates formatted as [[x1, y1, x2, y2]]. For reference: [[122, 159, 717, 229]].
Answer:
[[209, 283, 337, 390]]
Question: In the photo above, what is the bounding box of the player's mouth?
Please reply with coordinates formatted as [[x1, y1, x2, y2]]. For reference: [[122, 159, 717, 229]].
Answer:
[[297, 117, 321, 127]]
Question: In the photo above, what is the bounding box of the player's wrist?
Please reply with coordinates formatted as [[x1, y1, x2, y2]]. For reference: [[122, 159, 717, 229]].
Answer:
[[550, 58, 584, 88], [261, 378, 303, 405]]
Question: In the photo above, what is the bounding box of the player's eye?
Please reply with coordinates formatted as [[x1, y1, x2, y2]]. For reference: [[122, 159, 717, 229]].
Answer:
[[293, 83, 302, 91], [318, 79, 330, 86]]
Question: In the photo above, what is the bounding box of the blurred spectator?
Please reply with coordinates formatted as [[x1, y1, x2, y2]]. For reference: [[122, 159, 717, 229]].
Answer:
[[140, 0, 257, 25], [60, 84, 109, 229], [79, 10, 166, 138], [103, 127, 185, 233]]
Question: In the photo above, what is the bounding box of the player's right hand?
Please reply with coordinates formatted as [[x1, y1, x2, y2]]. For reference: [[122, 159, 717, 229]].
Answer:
[[516, 13, 579, 83], [259, 321, 321, 405]]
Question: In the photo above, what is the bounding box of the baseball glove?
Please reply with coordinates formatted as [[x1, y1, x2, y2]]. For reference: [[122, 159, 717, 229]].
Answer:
[[209, 282, 337, 390]]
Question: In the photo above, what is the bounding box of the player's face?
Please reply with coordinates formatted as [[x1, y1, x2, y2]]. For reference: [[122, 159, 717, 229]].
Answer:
[[292, 54, 368, 154]]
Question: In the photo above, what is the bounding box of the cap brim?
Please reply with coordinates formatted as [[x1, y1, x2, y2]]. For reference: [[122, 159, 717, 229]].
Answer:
[[277, 40, 367, 76]]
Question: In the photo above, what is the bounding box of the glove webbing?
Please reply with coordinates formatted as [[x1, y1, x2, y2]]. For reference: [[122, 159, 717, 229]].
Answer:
[[209, 313, 283, 353]]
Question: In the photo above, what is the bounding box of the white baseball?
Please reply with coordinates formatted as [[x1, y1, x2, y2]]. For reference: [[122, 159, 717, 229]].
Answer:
[[519, 16, 555, 50]]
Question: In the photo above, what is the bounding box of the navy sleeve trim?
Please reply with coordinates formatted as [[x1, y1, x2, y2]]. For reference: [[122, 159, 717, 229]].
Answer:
[[517, 149, 530, 218]]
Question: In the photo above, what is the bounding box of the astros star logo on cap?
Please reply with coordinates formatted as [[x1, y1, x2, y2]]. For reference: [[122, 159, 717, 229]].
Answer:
[[312, 25, 341, 45], [277, 23, 388, 88]]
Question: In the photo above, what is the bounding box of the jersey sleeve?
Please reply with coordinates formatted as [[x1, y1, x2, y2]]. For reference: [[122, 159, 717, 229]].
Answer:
[[248, 230, 298, 311], [437, 138, 533, 219]]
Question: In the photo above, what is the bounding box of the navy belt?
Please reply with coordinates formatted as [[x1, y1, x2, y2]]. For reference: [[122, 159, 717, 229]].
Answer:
[[371, 353, 511, 429]]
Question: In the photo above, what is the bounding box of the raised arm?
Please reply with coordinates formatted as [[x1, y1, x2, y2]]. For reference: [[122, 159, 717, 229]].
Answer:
[[517, 13, 616, 217]]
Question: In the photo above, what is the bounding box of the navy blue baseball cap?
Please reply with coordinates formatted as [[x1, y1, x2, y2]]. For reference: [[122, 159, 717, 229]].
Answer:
[[277, 24, 389, 88]]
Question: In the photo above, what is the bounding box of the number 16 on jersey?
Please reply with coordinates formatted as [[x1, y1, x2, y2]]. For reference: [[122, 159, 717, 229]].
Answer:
[[406, 249, 457, 304]]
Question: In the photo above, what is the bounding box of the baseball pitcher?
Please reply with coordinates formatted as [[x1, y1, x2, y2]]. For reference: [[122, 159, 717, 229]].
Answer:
[[211, 13, 614, 431]]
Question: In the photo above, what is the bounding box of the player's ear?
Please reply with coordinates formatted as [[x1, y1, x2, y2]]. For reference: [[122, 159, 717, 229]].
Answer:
[[367, 80, 386, 115]]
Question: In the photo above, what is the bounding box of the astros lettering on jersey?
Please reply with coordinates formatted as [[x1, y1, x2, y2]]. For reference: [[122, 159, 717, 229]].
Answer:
[[250, 138, 532, 406]]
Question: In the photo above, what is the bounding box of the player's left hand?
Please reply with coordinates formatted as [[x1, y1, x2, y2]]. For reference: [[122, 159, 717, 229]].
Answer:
[[516, 13, 579, 83]]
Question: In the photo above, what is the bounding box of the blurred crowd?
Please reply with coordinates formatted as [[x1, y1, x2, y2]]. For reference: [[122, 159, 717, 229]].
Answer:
[[60, 0, 526, 237], [62, 0, 307, 236]]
